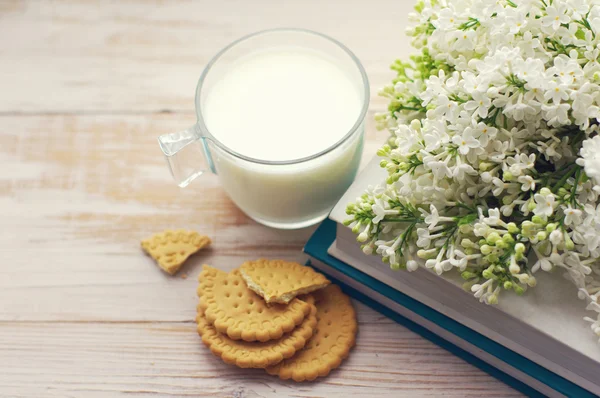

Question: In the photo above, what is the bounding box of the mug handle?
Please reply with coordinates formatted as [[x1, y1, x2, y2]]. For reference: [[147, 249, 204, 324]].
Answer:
[[158, 124, 214, 188]]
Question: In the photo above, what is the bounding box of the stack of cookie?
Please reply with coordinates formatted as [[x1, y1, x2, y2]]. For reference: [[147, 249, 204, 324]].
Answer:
[[195, 260, 357, 382]]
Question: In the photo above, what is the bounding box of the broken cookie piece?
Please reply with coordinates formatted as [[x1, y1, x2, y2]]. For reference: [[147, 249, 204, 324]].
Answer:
[[141, 230, 211, 275], [240, 259, 330, 304]]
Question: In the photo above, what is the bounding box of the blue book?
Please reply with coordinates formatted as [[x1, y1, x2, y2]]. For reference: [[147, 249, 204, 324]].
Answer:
[[303, 159, 600, 398], [305, 219, 598, 397]]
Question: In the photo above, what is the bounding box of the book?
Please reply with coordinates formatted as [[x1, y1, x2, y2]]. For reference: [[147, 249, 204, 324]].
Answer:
[[303, 157, 600, 397]]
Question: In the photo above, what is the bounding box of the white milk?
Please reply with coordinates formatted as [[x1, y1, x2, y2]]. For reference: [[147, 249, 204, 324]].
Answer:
[[201, 47, 366, 228]]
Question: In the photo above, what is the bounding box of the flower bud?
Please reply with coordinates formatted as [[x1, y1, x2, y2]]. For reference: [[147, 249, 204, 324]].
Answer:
[[357, 232, 369, 242], [399, 163, 412, 172], [461, 271, 477, 280], [509, 263, 520, 274], [503, 281, 513, 290], [514, 285, 525, 295], [565, 238, 575, 250], [487, 232, 501, 244], [459, 224, 472, 234], [527, 276, 537, 287], [540, 187, 551, 196], [558, 187, 569, 198], [531, 215, 545, 225], [549, 229, 562, 245], [536, 231, 547, 241], [495, 240, 507, 249], [502, 234, 514, 244], [546, 223, 557, 233], [503, 171, 513, 181], [515, 252, 524, 261], [377, 145, 391, 156], [461, 238, 473, 248], [507, 222, 519, 234], [486, 254, 499, 263], [481, 171, 492, 182], [390, 262, 400, 270], [515, 243, 526, 254], [521, 221, 534, 235], [479, 162, 491, 172], [406, 260, 418, 271], [480, 244, 493, 255]]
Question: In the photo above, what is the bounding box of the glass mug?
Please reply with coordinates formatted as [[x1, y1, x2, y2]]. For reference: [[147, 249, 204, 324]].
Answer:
[[158, 29, 369, 229]]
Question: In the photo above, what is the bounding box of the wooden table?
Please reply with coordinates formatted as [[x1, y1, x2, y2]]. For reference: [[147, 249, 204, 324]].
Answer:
[[0, 1, 522, 396]]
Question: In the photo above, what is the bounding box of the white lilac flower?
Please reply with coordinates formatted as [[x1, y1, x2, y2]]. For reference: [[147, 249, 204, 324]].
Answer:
[[578, 136, 600, 185], [346, 0, 600, 343], [533, 192, 556, 218], [549, 229, 563, 245], [452, 130, 480, 155], [544, 80, 570, 104], [541, 4, 571, 31], [518, 175, 535, 191], [564, 206, 583, 226], [465, 90, 492, 118], [453, 29, 477, 52]]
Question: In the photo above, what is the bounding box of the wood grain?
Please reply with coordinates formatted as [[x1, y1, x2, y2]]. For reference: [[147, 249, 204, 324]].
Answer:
[[0, 0, 413, 113], [0, 0, 522, 396], [0, 315, 520, 398]]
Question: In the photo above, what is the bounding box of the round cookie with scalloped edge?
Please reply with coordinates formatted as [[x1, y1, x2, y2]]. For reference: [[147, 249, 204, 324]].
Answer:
[[265, 285, 357, 381], [196, 296, 317, 368], [197, 265, 313, 342], [240, 259, 330, 304]]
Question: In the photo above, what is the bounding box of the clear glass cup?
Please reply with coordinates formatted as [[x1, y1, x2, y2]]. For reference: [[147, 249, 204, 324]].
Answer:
[[158, 28, 369, 229]]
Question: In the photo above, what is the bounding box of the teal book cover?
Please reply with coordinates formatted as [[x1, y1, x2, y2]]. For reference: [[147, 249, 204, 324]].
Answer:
[[304, 219, 596, 398]]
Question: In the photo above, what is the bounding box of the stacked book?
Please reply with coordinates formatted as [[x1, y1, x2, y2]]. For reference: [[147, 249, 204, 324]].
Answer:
[[304, 157, 600, 397]]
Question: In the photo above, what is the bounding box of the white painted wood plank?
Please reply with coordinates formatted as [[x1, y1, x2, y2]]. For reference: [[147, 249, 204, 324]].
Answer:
[[0, 0, 413, 113], [0, 317, 522, 397]]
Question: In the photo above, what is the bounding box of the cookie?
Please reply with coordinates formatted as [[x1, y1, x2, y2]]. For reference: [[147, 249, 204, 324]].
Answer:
[[240, 259, 330, 304], [266, 285, 357, 381], [141, 230, 211, 275], [197, 265, 313, 342], [196, 296, 317, 368]]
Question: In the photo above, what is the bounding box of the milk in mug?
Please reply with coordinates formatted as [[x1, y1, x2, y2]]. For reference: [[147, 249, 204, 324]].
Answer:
[[158, 30, 369, 229]]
